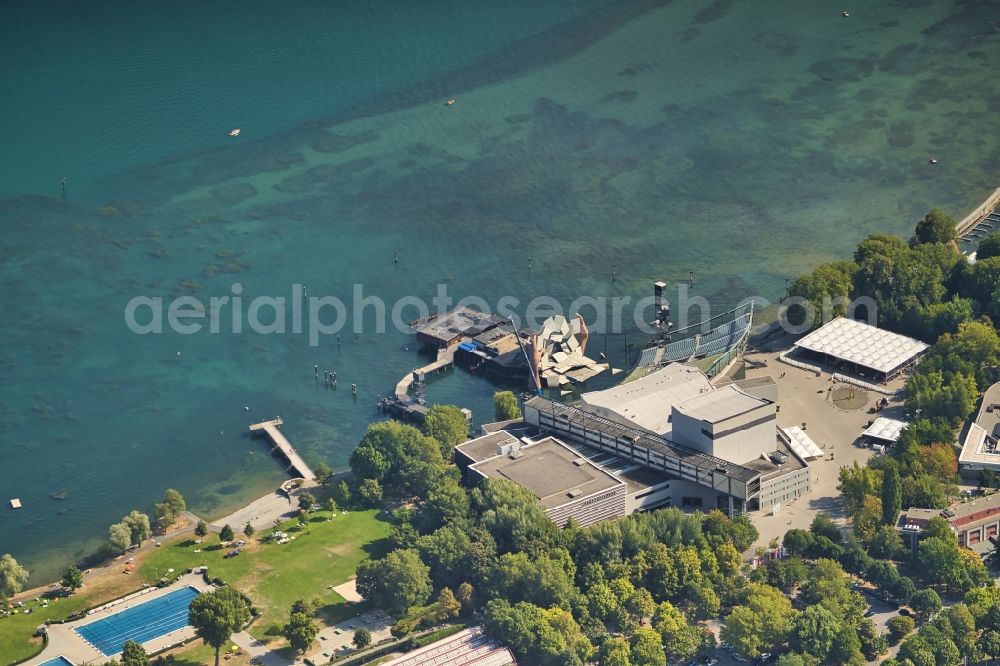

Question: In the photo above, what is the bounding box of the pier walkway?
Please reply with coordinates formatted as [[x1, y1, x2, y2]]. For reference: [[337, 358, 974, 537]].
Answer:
[[957, 186, 1000, 245], [249, 417, 315, 481], [384, 346, 456, 422]]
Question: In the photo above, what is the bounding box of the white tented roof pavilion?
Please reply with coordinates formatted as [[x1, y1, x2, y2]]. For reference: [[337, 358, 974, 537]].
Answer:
[[782, 426, 824, 460], [793, 317, 929, 379], [862, 417, 908, 444]]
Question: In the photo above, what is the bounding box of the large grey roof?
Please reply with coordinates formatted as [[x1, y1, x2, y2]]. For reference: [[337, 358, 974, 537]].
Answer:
[[674, 385, 770, 423], [794, 317, 929, 374], [580, 364, 711, 434]]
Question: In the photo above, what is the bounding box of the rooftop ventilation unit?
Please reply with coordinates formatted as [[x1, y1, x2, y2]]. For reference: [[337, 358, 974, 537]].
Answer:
[[509, 451, 524, 460], [567, 489, 583, 498], [573, 458, 587, 466]]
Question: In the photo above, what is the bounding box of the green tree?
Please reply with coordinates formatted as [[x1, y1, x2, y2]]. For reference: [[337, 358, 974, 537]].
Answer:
[[162, 488, 185, 514], [786, 261, 857, 329], [220, 524, 234, 543], [0, 554, 29, 598], [600, 637, 632, 666], [243, 522, 255, 538], [722, 606, 765, 659], [856, 617, 888, 659], [870, 525, 903, 559], [978, 232, 1000, 261], [881, 460, 902, 526], [297, 491, 317, 512], [349, 445, 390, 482], [323, 497, 338, 520], [458, 581, 474, 607], [314, 462, 334, 485], [61, 565, 84, 591], [630, 627, 665, 666], [195, 519, 209, 538], [898, 632, 936, 666], [488, 550, 578, 609], [109, 522, 132, 553], [353, 626, 372, 649], [188, 586, 252, 666], [838, 462, 881, 518], [284, 610, 319, 654], [790, 605, 839, 660], [423, 404, 470, 457], [810, 513, 841, 543], [355, 549, 432, 615], [358, 478, 383, 506], [434, 586, 461, 621], [980, 629, 1000, 662], [913, 208, 957, 245], [153, 502, 177, 533], [423, 477, 470, 529], [911, 588, 943, 620], [122, 511, 151, 546], [493, 391, 522, 421], [333, 479, 352, 506], [120, 640, 149, 666], [827, 623, 864, 665], [471, 478, 556, 553], [887, 615, 915, 643], [484, 599, 593, 666], [652, 601, 701, 660], [783, 529, 815, 557]]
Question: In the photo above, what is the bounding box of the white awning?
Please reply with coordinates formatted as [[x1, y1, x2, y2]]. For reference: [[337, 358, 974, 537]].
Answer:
[[862, 417, 908, 443], [782, 426, 823, 459]]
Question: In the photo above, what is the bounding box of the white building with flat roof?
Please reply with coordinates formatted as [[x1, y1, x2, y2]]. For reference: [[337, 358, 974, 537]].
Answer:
[[671, 385, 777, 465], [580, 364, 712, 436], [959, 382, 1000, 476]]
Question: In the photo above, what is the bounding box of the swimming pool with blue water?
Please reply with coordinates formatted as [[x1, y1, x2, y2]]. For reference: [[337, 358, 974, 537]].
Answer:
[[38, 658, 75, 666], [74, 586, 200, 656]]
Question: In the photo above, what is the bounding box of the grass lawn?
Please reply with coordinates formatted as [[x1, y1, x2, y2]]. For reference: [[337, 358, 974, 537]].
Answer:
[[156, 639, 252, 666], [139, 509, 390, 644]]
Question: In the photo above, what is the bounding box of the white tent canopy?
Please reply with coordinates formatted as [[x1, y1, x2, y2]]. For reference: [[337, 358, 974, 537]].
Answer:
[[794, 317, 928, 376], [862, 417, 908, 444], [782, 426, 823, 460]]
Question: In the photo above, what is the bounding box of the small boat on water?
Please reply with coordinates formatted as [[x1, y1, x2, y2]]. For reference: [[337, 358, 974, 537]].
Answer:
[[229, 128, 241, 137], [929, 157, 939, 165], [842, 10, 850, 17], [445, 99, 455, 106]]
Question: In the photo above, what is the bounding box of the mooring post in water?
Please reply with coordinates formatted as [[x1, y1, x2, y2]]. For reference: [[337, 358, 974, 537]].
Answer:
[[611, 264, 616, 281], [314, 365, 319, 380], [352, 383, 357, 398], [337, 335, 341, 350], [394, 249, 399, 265], [688, 270, 694, 285], [59, 176, 66, 198]]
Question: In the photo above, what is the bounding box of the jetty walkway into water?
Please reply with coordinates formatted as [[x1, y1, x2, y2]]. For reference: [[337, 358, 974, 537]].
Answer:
[[249, 417, 315, 480], [382, 346, 456, 422], [957, 186, 1000, 245]]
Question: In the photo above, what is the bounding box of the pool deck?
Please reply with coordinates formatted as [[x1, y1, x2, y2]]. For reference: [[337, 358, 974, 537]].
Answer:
[[22, 573, 213, 666]]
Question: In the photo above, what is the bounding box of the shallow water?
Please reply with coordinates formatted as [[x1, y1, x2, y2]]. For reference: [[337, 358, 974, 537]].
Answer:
[[1, 0, 999, 582]]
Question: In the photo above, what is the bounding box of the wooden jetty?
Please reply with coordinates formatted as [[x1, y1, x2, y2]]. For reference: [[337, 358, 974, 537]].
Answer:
[[248, 417, 315, 480], [956, 186, 1000, 239], [382, 346, 456, 422]]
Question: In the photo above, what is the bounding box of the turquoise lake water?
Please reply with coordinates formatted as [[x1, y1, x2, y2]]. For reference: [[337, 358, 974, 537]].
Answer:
[[1, 0, 999, 583]]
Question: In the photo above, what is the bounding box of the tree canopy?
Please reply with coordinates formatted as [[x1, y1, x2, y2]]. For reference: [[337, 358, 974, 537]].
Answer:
[[188, 586, 252, 666]]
